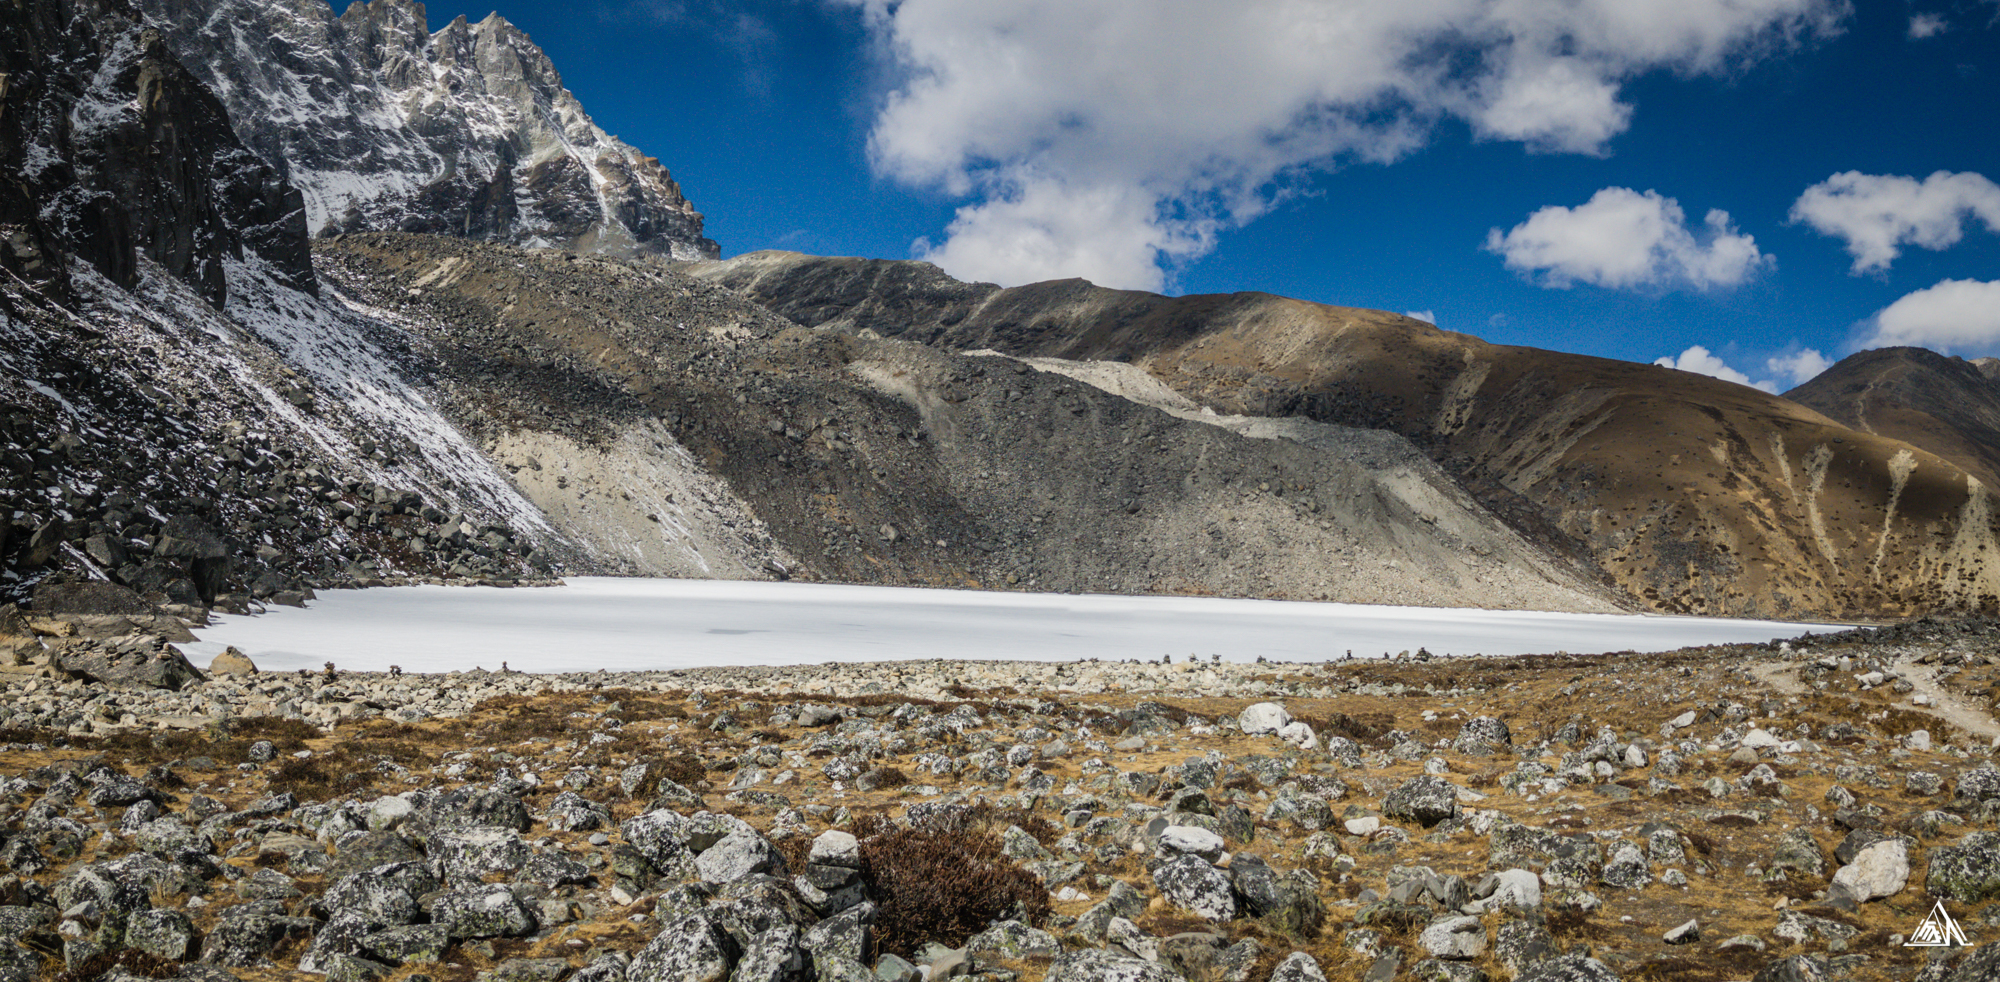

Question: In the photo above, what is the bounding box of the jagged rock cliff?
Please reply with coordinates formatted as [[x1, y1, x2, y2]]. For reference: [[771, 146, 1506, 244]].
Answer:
[[0, 0, 313, 307], [139, 0, 718, 260]]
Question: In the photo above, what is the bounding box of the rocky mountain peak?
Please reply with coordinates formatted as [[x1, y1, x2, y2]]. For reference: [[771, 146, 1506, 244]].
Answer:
[[142, 0, 719, 260]]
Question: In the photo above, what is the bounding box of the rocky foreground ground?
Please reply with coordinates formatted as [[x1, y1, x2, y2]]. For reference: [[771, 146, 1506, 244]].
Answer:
[[3, 611, 2000, 982]]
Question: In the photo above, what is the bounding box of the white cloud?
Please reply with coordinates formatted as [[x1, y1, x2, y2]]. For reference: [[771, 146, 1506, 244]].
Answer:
[[841, 0, 1844, 290], [1485, 187, 1772, 291], [1404, 310, 1437, 324], [1862, 279, 2000, 354], [1908, 12, 1949, 38], [1766, 348, 1833, 386], [913, 177, 1215, 290], [1655, 346, 1770, 391], [1653, 344, 1831, 392], [1790, 170, 2000, 273]]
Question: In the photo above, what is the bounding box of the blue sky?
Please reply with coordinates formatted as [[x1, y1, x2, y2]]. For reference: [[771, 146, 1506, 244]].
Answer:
[[419, 0, 1998, 390]]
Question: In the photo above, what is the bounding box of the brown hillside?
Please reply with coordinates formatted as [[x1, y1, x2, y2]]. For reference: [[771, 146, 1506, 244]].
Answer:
[[1786, 346, 2000, 495], [696, 253, 2000, 619]]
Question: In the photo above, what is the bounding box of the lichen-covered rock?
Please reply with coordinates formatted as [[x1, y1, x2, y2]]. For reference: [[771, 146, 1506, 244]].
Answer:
[[359, 923, 450, 965], [1752, 954, 1830, 982], [1515, 955, 1623, 982], [1269, 951, 1331, 982], [1599, 843, 1651, 890], [201, 899, 317, 966], [544, 791, 613, 833], [424, 886, 538, 938], [414, 788, 531, 833], [1925, 830, 2000, 903], [124, 908, 196, 961], [1454, 717, 1511, 751], [1769, 828, 1826, 879], [968, 919, 1061, 960], [1383, 775, 1461, 828], [1044, 948, 1188, 982], [1154, 855, 1237, 922], [628, 910, 739, 982], [429, 826, 531, 881], [696, 829, 785, 883], [1419, 916, 1487, 960], [319, 870, 421, 928], [729, 923, 806, 982]]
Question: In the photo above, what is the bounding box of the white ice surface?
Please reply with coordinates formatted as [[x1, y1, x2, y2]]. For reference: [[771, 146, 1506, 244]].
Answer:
[[179, 578, 1849, 674]]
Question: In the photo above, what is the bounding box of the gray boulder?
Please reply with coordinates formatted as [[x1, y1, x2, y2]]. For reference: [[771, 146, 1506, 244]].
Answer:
[[1269, 952, 1330, 982], [968, 919, 1061, 960], [124, 908, 197, 961], [414, 788, 531, 833], [424, 886, 538, 938], [1515, 956, 1622, 982], [1454, 717, 1512, 751], [430, 826, 531, 881], [1954, 767, 2000, 805], [319, 870, 421, 927], [1044, 948, 1187, 982], [629, 910, 739, 982], [202, 899, 317, 966], [696, 829, 786, 883], [1383, 775, 1461, 828], [1925, 830, 2000, 903], [359, 923, 450, 965], [544, 792, 613, 833], [1752, 955, 1830, 982], [1154, 855, 1237, 922], [1419, 916, 1487, 960], [1239, 703, 1292, 736], [1830, 837, 1908, 902], [730, 923, 807, 982]]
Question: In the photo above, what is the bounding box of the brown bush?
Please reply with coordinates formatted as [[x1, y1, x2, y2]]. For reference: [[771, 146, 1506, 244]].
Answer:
[[773, 835, 812, 876], [857, 814, 1052, 957], [866, 766, 909, 790], [54, 947, 179, 981], [658, 753, 706, 787], [1546, 906, 1612, 942]]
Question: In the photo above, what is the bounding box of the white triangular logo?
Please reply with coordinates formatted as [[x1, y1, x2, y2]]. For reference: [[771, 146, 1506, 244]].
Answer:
[[1905, 900, 1970, 947]]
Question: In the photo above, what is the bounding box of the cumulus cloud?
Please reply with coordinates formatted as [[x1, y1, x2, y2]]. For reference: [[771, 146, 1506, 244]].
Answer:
[[1908, 13, 1949, 38], [1862, 279, 2000, 354], [1485, 188, 1772, 291], [1654, 344, 1832, 392], [1656, 345, 1762, 388], [1766, 348, 1834, 386], [1790, 170, 2000, 273], [841, 0, 1844, 290]]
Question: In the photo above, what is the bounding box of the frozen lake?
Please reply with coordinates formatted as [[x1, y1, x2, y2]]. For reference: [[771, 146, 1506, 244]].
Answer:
[[177, 577, 1848, 674]]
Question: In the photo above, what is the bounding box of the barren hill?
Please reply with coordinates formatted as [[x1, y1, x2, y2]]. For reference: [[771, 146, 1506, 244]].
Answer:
[[1786, 347, 2000, 496], [312, 233, 1618, 612], [697, 253, 2000, 620]]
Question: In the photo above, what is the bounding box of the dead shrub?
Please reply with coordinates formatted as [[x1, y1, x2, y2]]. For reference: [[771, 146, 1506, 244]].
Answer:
[[658, 753, 706, 787], [1546, 906, 1611, 942], [857, 813, 1052, 957], [55, 947, 179, 981], [773, 835, 812, 876]]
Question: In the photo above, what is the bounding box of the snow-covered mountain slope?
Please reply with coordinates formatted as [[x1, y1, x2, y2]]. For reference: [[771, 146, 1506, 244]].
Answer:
[[0, 0, 787, 610], [140, 0, 718, 260]]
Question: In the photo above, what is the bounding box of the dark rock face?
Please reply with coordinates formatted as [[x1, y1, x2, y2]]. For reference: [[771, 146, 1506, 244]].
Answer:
[[141, 0, 717, 260], [0, 0, 313, 306], [51, 637, 205, 690]]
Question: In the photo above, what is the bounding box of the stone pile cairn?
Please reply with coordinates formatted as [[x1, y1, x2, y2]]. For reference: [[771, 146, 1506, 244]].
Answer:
[[0, 622, 1998, 981]]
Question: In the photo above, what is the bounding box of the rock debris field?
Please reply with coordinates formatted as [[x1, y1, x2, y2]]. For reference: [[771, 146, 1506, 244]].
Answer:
[[3, 611, 2000, 982]]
